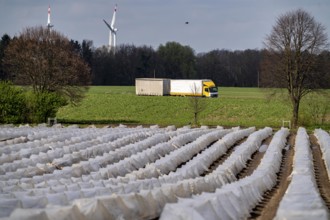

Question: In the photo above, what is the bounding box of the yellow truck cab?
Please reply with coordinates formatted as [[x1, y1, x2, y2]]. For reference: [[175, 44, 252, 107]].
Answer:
[[202, 80, 218, 97]]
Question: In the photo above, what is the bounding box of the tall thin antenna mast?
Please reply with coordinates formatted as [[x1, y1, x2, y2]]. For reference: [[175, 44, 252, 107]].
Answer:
[[47, 5, 54, 31]]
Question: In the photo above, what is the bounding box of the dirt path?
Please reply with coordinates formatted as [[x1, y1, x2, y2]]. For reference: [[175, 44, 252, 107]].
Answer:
[[202, 137, 247, 177], [249, 134, 295, 220], [310, 134, 330, 209], [236, 136, 273, 179]]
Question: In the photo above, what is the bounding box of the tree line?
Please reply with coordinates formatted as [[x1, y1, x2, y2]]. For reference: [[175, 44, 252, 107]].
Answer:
[[1, 35, 329, 88], [91, 44, 282, 87]]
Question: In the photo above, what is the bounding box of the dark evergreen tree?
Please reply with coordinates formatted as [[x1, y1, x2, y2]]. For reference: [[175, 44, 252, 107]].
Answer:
[[0, 34, 11, 80]]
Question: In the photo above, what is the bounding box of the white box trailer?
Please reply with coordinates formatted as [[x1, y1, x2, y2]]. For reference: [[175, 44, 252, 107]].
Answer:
[[170, 80, 202, 96], [135, 78, 170, 96]]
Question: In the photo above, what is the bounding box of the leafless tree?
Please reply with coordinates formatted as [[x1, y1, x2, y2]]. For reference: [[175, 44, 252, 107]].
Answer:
[[188, 83, 207, 126], [263, 9, 328, 127], [4, 26, 91, 103]]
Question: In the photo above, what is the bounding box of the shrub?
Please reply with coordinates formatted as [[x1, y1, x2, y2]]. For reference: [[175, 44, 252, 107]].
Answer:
[[0, 81, 27, 123], [27, 91, 68, 123]]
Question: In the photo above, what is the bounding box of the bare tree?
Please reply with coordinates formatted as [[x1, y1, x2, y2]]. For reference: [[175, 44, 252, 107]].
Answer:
[[4, 26, 91, 103], [263, 9, 328, 127], [188, 83, 207, 126]]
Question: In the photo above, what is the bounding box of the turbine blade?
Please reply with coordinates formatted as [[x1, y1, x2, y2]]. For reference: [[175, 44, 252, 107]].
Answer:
[[111, 4, 117, 28], [103, 19, 114, 32]]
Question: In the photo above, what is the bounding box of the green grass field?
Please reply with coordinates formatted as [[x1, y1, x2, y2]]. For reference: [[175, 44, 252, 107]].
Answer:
[[56, 86, 330, 129]]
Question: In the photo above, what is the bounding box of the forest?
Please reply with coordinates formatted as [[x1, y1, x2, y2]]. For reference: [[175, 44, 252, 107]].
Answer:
[[1, 34, 329, 88]]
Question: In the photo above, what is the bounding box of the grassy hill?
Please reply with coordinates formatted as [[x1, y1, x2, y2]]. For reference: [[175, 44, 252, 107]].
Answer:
[[56, 86, 329, 129]]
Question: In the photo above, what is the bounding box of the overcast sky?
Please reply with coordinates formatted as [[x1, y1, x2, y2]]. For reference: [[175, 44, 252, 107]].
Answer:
[[1, 0, 329, 53]]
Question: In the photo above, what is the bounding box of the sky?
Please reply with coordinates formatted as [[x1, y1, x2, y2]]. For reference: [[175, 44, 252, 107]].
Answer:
[[0, 0, 329, 53]]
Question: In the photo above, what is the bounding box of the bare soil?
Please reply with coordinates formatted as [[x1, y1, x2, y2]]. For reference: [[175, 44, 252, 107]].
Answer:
[[237, 136, 273, 179], [202, 137, 248, 177], [310, 134, 330, 209], [249, 134, 295, 220]]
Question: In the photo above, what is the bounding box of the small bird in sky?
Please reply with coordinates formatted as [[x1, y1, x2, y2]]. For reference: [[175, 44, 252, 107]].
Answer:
[[185, 21, 189, 24]]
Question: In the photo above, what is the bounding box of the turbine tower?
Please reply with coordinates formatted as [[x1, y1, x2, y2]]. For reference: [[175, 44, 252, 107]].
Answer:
[[47, 5, 54, 31], [103, 4, 118, 53]]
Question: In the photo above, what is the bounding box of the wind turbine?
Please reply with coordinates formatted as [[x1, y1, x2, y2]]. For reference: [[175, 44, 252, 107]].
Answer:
[[47, 5, 54, 30], [103, 4, 118, 53]]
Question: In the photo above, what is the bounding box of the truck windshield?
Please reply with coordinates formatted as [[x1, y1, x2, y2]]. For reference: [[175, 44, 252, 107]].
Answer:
[[210, 87, 218, 92]]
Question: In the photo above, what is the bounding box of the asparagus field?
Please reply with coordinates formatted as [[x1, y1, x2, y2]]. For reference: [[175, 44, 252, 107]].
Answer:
[[0, 124, 329, 219]]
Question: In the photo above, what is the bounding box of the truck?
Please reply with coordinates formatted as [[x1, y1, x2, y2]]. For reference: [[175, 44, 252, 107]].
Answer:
[[135, 78, 218, 98]]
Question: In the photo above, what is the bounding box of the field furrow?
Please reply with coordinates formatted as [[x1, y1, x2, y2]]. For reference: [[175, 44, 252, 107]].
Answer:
[[249, 134, 294, 220], [0, 125, 329, 220], [310, 134, 330, 209]]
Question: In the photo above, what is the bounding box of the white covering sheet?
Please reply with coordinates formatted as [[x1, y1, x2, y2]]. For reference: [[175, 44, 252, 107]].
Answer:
[[274, 127, 329, 220], [160, 127, 288, 220], [314, 128, 330, 180], [2, 126, 327, 220]]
